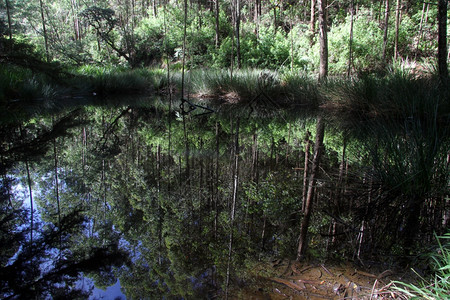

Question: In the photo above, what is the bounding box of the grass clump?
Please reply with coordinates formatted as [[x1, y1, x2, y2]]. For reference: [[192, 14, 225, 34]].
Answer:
[[74, 66, 152, 96], [189, 68, 320, 108], [393, 233, 450, 299]]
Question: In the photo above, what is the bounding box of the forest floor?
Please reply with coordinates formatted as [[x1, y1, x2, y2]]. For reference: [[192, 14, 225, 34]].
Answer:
[[234, 259, 415, 299]]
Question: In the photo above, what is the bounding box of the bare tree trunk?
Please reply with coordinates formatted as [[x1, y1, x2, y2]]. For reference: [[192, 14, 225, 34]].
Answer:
[[382, 0, 390, 64], [235, 0, 241, 69], [318, 0, 328, 80], [437, 0, 448, 82], [153, 0, 158, 17], [310, 0, 316, 33], [297, 117, 325, 261], [5, 0, 12, 40], [347, 0, 355, 78], [394, 0, 401, 61], [70, 0, 81, 40], [39, 0, 50, 61], [254, 0, 261, 38], [415, 2, 427, 59], [215, 0, 219, 48], [273, 4, 277, 33]]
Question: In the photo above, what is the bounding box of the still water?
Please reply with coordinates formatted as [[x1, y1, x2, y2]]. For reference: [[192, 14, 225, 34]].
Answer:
[[0, 98, 447, 299]]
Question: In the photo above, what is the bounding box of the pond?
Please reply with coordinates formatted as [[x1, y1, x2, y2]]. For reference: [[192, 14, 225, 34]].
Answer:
[[0, 96, 448, 299]]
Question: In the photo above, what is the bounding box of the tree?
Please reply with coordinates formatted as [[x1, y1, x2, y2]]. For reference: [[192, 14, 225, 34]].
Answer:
[[310, 0, 316, 34], [4, 0, 12, 40], [39, 0, 50, 61], [214, 0, 219, 47], [437, 0, 448, 82], [318, 0, 328, 80], [347, 0, 355, 77], [393, 0, 401, 61], [231, 0, 241, 69], [80, 6, 131, 64], [382, 0, 390, 64]]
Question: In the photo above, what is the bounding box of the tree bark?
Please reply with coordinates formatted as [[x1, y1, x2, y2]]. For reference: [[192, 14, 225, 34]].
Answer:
[[318, 0, 328, 80], [5, 0, 12, 40], [215, 0, 219, 48], [39, 0, 50, 62], [347, 0, 355, 78], [382, 0, 390, 64], [297, 117, 325, 261], [310, 0, 316, 33], [254, 0, 261, 38], [71, 0, 81, 40], [437, 0, 448, 82], [394, 0, 401, 61], [235, 0, 241, 69], [415, 2, 427, 59]]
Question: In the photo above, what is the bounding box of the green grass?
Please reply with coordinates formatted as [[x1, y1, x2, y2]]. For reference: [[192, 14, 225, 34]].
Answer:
[[393, 233, 450, 299], [189, 68, 320, 109]]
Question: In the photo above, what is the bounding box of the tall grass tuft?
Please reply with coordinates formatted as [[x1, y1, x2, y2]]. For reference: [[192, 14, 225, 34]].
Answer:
[[393, 233, 450, 299], [190, 69, 276, 101], [280, 70, 320, 107], [73, 66, 164, 95], [189, 68, 320, 109]]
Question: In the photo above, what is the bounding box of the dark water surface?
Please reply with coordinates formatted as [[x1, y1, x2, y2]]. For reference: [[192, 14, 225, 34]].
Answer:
[[1, 97, 447, 299]]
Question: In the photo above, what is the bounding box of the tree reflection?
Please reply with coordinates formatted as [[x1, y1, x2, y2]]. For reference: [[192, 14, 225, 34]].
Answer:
[[1, 102, 448, 298]]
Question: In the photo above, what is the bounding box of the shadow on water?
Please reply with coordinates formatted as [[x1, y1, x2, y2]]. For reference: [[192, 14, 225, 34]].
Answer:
[[0, 94, 448, 299]]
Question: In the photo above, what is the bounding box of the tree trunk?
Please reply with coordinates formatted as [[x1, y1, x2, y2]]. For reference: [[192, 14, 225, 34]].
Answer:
[[5, 0, 12, 40], [254, 0, 261, 37], [310, 0, 316, 33], [273, 5, 277, 33], [215, 0, 219, 48], [415, 2, 427, 59], [347, 0, 355, 78], [394, 0, 401, 61], [382, 0, 390, 64], [39, 0, 50, 62], [71, 0, 81, 40], [297, 117, 325, 261], [153, 0, 158, 17], [437, 0, 448, 82], [318, 0, 328, 80], [235, 0, 241, 69]]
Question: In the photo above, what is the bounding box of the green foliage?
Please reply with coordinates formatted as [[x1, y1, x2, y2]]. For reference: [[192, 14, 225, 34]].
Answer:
[[329, 9, 385, 73]]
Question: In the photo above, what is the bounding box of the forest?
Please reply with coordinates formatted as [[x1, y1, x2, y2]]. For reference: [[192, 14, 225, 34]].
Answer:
[[0, 0, 449, 299]]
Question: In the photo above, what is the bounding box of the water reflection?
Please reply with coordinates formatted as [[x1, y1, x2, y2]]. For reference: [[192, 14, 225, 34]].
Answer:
[[1, 103, 309, 298], [1, 99, 448, 299]]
